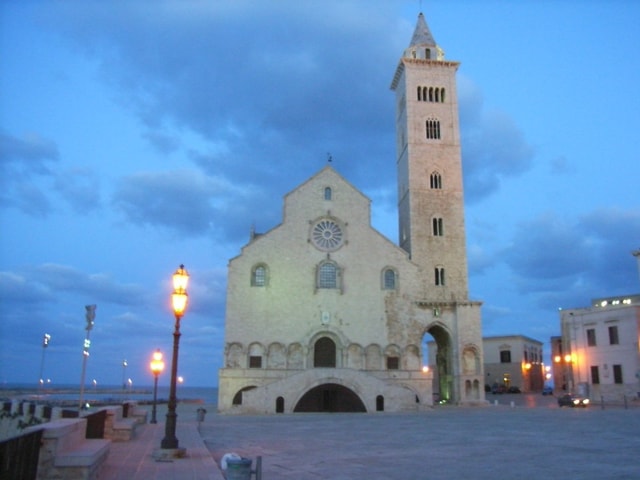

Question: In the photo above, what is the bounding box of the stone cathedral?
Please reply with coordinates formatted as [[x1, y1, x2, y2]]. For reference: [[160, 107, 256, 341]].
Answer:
[[218, 13, 485, 413]]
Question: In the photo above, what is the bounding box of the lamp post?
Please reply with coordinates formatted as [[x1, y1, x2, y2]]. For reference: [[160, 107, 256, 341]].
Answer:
[[161, 264, 189, 450], [122, 359, 128, 393], [150, 349, 165, 424], [39, 333, 51, 388], [79, 305, 96, 410]]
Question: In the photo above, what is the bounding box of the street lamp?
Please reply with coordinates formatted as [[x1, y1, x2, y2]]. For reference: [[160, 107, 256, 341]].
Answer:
[[161, 264, 189, 450], [39, 333, 51, 388], [78, 305, 96, 410], [122, 359, 128, 393], [150, 349, 165, 424]]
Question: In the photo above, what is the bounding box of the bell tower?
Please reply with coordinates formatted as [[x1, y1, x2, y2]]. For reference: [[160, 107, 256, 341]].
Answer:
[[391, 13, 469, 302]]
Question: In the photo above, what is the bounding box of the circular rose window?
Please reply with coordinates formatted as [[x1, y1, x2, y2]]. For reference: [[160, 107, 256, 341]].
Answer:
[[311, 219, 344, 251]]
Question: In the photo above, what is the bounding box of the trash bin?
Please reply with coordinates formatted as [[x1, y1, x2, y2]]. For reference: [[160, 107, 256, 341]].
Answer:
[[196, 408, 207, 422], [226, 457, 252, 480]]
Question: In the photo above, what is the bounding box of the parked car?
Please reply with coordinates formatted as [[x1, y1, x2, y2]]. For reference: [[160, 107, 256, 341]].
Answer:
[[491, 384, 506, 394], [558, 394, 589, 407], [542, 386, 553, 396], [507, 386, 521, 394]]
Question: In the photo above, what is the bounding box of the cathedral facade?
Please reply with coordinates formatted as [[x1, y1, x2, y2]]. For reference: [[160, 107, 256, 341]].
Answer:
[[218, 13, 485, 413]]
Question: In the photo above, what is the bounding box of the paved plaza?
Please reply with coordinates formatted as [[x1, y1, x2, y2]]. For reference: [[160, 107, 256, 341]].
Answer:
[[101, 395, 640, 480]]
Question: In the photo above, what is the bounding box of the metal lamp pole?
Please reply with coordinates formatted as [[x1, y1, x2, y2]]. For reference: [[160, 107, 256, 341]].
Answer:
[[161, 265, 189, 450], [78, 305, 96, 410], [39, 333, 51, 388], [150, 349, 165, 424]]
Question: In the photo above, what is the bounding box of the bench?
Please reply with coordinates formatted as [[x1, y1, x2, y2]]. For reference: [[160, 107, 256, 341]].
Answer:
[[104, 406, 137, 442], [35, 418, 110, 480]]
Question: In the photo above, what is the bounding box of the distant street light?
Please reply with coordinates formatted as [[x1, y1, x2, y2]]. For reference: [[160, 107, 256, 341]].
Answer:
[[161, 264, 189, 450], [39, 333, 51, 388], [122, 359, 128, 392], [150, 349, 165, 424]]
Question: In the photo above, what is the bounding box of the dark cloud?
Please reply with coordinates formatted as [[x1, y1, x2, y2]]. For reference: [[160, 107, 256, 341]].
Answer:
[[27, 263, 149, 306], [458, 79, 535, 201], [53, 168, 102, 213], [112, 169, 259, 239], [504, 209, 640, 309], [36, 1, 535, 240], [0, 131, 60, 216]]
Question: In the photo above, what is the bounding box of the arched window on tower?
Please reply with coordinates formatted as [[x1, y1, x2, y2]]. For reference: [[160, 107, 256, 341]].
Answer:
[[432, 218, 444, 236], [435, 267, 445, 286], [426, 118, 441, 140], [430, 172, 442, 189]]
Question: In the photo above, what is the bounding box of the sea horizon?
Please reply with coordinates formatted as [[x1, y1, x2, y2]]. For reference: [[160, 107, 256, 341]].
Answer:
[[0, 383, 219, 407]]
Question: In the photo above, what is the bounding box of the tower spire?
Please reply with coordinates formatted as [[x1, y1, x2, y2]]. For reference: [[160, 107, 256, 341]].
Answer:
[[402, 12, 445, 61]]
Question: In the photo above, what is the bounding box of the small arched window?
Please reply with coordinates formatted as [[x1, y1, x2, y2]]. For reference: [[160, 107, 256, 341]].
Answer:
[[324, 187, 332, 200], [430, 172, 442, 189], [317, 261, 339, 289], [432, 218, 443, 236], [251, 264, 268, 287], [426, 118, 441, 140], [435, 267, 445, 286], [383, 268, 396, 290]]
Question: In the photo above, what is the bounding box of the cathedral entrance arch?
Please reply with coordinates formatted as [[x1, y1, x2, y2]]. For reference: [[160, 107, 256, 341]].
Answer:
[[293, 383, 366, 412], [314, 337, 337, 367], [423, 325, 454, 403]]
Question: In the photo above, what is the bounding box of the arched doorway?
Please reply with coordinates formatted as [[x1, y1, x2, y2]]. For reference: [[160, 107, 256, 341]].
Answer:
[[293, 383, 366, 412], [314, 337, 336, 367], [232, 386, 256, 405], [423, 325, 454, 403]]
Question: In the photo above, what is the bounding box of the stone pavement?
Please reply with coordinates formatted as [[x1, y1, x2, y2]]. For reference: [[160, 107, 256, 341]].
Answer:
[[100, 402, 223, 480], [101, 396, 640, 480]]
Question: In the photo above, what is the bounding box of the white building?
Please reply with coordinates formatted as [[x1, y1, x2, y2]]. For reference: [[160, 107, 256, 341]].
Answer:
[[218, 13, 485, 413], [559, 293, 640, 402]]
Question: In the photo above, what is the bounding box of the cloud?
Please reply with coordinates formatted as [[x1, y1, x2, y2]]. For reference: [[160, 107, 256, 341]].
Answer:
[[458, 77, 535, 201], [26, 263, 149, 306], [112, 169, 260, 240], [0, 131, 60, 216], [504, 209, 640, 309], [53, 168, 102, 213]]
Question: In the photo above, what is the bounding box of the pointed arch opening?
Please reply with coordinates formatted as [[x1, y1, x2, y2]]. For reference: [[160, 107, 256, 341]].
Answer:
[[423, 324, 454, 404]]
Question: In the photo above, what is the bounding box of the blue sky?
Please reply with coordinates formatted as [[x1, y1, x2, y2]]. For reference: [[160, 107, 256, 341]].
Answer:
[[1, 0, 639, 388]]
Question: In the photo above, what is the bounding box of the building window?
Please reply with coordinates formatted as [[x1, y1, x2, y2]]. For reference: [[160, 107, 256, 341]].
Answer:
[[613, 364, 623, 384], [434, 267, 445, 286], [317, 261, 339, 289], [383, 268, 396, 290], [500, 350, 511, 363], [324, 187, 332, 200], [386, 356, 399, 370], [432, 217, 443, 236], [426, 118, 441, 140], [586, 328, 597, 347], [591, 366, 600, 384], [608, 326, 619, 345], [249, 356, 262, 368], [417, 86, 446, 103], [430, 171, 442, 189], [251, 264, 267, 287]]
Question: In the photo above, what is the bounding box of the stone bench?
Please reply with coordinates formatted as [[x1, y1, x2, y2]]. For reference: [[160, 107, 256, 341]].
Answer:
[[34, 418, 110, 480], [104, 405, 137, 442]]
